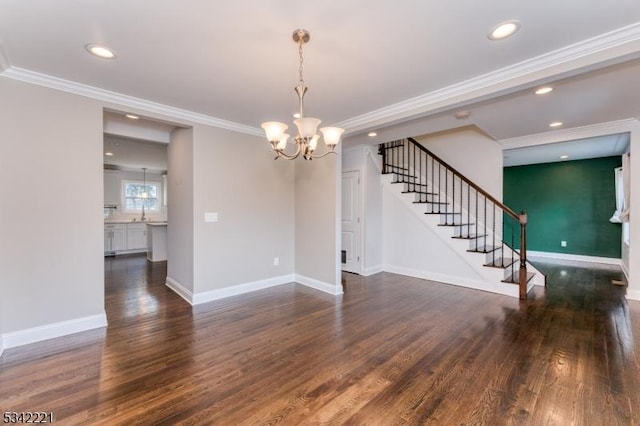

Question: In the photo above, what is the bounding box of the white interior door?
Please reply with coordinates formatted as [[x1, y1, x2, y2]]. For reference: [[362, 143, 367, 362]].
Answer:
[[342, 170, 361, 274]]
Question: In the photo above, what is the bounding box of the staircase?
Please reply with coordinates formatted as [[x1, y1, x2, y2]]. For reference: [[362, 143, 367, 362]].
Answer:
[[379, 138, 544, 299]]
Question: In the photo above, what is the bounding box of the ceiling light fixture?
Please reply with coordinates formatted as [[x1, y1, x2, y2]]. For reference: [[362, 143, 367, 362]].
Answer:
[[549, 121, 563, 128], [105, 152, 114, 156], [85, 44, 116, 59], [368, 132, 378, 137], [261, 29, 344, 160], [535, 86, 553, 95], [488, 20, 521, 40], [560, 155, 569, 159], [126, 114, 139, 120], [454, 110, 470, 119]]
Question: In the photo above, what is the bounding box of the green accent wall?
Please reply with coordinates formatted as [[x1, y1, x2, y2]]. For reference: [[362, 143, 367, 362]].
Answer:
[[503, 156, 622, 258]]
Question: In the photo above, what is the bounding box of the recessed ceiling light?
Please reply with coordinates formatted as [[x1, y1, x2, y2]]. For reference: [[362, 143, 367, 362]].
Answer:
[[105, 152, 114, 156], [549, 121, 563, 128], [85, 44, 116, 59], [535, 86, 553, 95], [293, 113, 301, 119], [368, 132, 378, 137], [488, 20, 521, 40], [560, 155, 569, 159], [454, 110, 470, 119], [125, 114, 139, 120]]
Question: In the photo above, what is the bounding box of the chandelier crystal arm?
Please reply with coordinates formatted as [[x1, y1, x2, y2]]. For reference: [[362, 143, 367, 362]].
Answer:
[[274, 142, 303, 160]]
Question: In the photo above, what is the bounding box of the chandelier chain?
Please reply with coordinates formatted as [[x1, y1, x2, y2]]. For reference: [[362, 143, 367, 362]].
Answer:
[[298, 38, 305, 86]]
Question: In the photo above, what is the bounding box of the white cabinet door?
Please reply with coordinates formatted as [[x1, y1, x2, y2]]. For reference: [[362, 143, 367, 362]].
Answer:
[[112, 228, 127, 251], [105, 224, 127, 252], [104, 170, 120, 206], [127, 224, 147, 250]]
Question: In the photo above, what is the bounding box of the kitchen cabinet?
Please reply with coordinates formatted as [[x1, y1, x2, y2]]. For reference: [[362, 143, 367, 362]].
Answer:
[[104, 170, 121, 206], [104, 224, 126, 254], [126, 223, 147, 251], [146, 223, 168, 262]]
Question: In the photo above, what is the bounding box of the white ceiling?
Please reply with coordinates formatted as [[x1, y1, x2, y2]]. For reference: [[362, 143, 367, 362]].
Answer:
[[103, 134, 168, 173], [1, 1, 640, 164]]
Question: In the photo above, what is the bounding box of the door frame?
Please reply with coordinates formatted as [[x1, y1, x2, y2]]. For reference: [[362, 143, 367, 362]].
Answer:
[[341, 168, 363, 274]]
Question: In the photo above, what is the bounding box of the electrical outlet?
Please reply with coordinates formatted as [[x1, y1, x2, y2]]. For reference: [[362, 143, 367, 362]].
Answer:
[[561, 240, 567, 247], [273, 257, 279, 266]]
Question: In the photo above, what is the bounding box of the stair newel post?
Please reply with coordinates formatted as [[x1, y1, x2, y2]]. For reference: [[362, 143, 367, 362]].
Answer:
[[518, 210, 528, 300], [381, 144, 387, 174]]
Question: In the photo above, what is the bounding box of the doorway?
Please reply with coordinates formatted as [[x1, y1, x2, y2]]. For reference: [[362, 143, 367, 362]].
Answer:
[[342, 170, 362, 274]]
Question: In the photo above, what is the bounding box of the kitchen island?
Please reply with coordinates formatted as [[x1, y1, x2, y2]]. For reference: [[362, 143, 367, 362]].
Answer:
[[146, 222, 168, 262]]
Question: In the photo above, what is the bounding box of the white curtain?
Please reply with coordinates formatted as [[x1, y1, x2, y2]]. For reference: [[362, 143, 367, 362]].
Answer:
[[610, 153, 630, 223], [621, 153, 630, 223], [610, 167, 624, 223]]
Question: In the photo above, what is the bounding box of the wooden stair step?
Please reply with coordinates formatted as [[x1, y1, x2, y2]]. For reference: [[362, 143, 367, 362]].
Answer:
[[467, 245, 500, 254], [502, 272, 536, 285], [438, 222, 474, 227], [382, 164, 410, 171], [425, 211, 462, 215], [414, 201, 449, 205], [452, 234, 487, 240], [395, 182, 428, 187], [403, 190, 436, 195], [483, 257, 517, 268], [392, 175, 420, 181]]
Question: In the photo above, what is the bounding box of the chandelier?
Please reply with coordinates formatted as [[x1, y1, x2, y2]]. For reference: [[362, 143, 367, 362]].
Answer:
[[261, 29, 344, 160]]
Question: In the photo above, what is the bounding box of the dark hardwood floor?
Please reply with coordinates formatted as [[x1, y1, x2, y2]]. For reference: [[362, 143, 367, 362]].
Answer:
[[1, 255, 639, 425]]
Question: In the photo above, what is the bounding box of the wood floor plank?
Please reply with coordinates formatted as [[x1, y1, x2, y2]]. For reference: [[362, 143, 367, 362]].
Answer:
[[2, 255, 640, 424]]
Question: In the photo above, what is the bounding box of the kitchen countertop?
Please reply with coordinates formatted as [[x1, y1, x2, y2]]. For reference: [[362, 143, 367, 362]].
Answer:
[[104, 221, 167, 225]]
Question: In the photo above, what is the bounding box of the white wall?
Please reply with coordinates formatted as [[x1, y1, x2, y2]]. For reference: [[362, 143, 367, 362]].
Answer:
[[166, 128, 195, 296], [0, 77, 106, 344], [626, 123, 640, 299], [295, 152, 342, 294], [415, 127, 503, 200], [383, 189, 484, 281], [191, 124, 295, 296]]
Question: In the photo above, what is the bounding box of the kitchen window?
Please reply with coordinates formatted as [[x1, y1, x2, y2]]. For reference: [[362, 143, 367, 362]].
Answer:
[[123, 180, 161, 212]]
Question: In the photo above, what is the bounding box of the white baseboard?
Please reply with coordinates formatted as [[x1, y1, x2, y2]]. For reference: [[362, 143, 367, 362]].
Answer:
[[621, 262, 630, 282], [192, 274, 295, 305], [361, 265, 383, 276], [166, 274, 296, 306], [626, 289, 640, 301], [528, 251, 622, 266], [2, 313, 108, 350], [383, 265, 521, 298], [295, 274, 344, 295], [165, 276, 194, 304]]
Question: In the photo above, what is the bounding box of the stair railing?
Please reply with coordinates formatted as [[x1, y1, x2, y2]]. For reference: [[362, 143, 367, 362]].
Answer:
[[379, 138, 529, 299]]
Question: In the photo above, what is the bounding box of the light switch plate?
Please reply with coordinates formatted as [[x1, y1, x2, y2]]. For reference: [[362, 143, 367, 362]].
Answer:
[[205, 212, 218, 222]]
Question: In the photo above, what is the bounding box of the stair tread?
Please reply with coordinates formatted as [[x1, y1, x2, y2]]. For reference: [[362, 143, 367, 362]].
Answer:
[[484, 257, 518, 268], [452, 234, 487, 240], [425, 211, 461, 215], [467, 245, 501, 253], [391, 173, 419, 179], [414, 201, 449, 205], [438, 223, 475, 227], [502, 272, 536, 285], [383, 164, 410, 171], [403, 190, 437, 195]]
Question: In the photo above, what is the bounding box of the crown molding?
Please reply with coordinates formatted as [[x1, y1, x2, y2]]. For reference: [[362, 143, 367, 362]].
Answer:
[[1, 67, 263, 137], [337, 22, 640, 135], [500, 118, 639, 149]]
